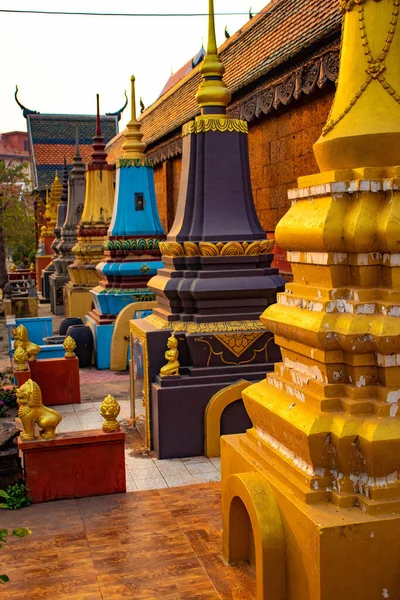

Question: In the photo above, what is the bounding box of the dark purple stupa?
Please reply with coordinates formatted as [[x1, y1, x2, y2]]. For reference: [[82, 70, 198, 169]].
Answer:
[[130, 0, 285, 458]]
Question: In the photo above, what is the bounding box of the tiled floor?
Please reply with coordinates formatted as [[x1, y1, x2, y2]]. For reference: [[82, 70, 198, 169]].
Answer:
[[53, 399, 221, 493], [1, 483, 256, 600]]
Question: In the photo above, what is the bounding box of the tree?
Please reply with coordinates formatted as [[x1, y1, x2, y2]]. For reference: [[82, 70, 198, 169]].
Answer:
[[0, 161, 36, 288]]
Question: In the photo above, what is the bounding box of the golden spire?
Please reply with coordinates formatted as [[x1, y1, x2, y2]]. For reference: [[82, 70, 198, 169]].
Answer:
[[122, 75, 146, 159], [314, 0, 400, 171], [196, 0, 231, 111]]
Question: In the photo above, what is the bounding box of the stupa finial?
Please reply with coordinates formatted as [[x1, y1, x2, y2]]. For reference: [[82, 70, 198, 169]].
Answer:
[[90, 94, 108, 166], [71, 124, 85, 177], [60, 157, 68, 203], [122, 76, 146, 159], [196, 0, 231, 112]]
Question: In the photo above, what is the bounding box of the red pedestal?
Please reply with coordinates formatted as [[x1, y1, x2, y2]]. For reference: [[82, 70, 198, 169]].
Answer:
[[14, 358, 81, 405], [14, 369, 31, 388], [9, 271, 36, 283], [35, 255, 52, 292], [19, 430, 126, 503]]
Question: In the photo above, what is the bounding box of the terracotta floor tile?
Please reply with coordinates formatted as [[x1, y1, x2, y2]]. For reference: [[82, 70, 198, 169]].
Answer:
[[3, 484, 255, 600]]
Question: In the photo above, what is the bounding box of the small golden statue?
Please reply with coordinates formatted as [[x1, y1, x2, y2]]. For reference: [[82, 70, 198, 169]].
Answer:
[[160, 333, 180, 377], [10, 264, 16, 272], [100, 395, 120, 432], [16, 379, 62, 441], [13, 324, 40, 361], [63, 336, 76, 359], [14, 347, 29, 372], [29, 263, 35, 272]]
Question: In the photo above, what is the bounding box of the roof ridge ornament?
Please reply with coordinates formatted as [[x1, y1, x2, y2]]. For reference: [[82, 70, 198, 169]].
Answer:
[[195, 0, 231, 113], [106, 90, 128, 121], [14, 85, 39, 117], [122, 76, 146, 160]]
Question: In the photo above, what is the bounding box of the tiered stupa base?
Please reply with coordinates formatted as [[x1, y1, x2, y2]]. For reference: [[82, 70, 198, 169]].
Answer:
[[49, 272, 69, 315], [221, 433, 400, 600], [130, 257, 283, 458], [221, 167, 400, 600], [87, 242, 163, 370]]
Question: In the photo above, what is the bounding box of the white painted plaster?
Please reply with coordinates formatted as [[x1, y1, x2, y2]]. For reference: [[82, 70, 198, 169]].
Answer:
[[256, 428, 318, 476]]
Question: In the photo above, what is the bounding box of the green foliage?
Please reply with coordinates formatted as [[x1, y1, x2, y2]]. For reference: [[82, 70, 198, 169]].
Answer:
[[0, 526, 31, 583], [0, 160, 36, 272], [0, 370, 17, 417], [0, 484, 32, 510]]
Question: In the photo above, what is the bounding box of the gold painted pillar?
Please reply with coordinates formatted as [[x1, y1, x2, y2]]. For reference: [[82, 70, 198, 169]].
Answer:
[[222, 1, 400, 598]]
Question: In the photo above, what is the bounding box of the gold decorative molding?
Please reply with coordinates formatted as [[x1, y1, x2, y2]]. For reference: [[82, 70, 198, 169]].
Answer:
[[118, 158, 154, 169], [215, 332, 265, 358], [129, 321, 151, 450], [339, 0, 381, 13], [159, 239, 274, 258], [195, 335, 274, 367], [145, 314, 266, 334], [182, 117, 248, 137]]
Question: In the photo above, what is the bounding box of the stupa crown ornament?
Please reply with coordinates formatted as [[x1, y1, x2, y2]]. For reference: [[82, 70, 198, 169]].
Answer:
[[196, 0, 231, 111], [90, 94, 108, 166], [70, 125, 85, 178], [314, 0, 400, 171], [122, 76, 146, 159]]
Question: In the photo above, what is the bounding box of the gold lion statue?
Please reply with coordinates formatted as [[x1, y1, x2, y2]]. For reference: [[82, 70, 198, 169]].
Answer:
[[16, 379, 62, 441], [13, 324, 40, 361]]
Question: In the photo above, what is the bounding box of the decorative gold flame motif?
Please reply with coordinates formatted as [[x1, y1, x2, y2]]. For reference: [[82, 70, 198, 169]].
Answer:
[[63, 335, 77, 359], [100, 394, 121, 432]]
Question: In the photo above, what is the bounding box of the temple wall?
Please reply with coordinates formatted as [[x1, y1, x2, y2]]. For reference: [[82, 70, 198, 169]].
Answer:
[[152, 86, 334, 235]]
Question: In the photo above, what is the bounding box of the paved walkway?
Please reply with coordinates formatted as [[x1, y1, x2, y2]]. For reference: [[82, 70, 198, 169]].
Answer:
[[1, 483, 255, 600], [53, 399, 221, 492]]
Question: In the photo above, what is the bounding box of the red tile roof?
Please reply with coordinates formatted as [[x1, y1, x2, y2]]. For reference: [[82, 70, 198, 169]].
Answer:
[[139, 0, 340, 147], [106, 0, 340, 160], [159, 48, 206, 98]]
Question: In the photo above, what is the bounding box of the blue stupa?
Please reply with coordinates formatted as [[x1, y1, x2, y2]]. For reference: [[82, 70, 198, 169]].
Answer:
[[87, 76, 165, 369]]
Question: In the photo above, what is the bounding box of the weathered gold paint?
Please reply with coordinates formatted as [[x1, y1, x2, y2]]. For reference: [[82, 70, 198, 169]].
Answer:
[[222, 0, 400, 597]]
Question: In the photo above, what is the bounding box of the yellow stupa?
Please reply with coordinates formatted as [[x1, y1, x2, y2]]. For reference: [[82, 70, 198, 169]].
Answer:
[[65, 95, 114, 318], [221, 1, 400, 598], [43, 174, 62, 237]]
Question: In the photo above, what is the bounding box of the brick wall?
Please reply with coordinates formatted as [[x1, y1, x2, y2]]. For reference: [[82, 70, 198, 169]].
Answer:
[[152, 86, 334, 235]]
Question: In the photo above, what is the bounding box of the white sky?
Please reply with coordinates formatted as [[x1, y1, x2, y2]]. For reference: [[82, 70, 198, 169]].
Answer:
[[0, 0, 269, 134]]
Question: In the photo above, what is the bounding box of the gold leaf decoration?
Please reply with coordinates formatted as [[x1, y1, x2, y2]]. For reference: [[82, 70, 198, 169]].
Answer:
[[244, 241, 261, 255], [260, 239, 275, 254], [159, 241, 185, 257], [182, 118, 248, 137], [220, 242, 243, 256], [183, 242, 200, 256], [215, 332, 265, 358], [199, 242, 219, 256]]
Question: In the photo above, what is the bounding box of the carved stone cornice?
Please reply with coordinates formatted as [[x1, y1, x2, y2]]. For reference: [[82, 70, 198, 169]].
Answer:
[[147, 137, 183, 166], [147, 45, 340, 166], [231, 46, 340, 123]]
